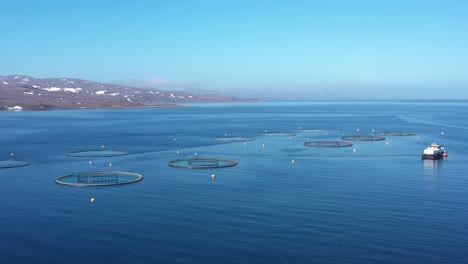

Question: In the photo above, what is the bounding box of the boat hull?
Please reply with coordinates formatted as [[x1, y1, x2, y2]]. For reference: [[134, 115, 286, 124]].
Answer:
[[422, 153, 443, 160]]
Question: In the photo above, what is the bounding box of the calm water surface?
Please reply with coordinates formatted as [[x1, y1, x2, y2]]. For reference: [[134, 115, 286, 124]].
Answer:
[[1, 101, 467, 264]]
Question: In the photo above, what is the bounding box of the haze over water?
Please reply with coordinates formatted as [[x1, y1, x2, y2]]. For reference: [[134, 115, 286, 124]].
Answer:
[[1, 101, 467, 264]]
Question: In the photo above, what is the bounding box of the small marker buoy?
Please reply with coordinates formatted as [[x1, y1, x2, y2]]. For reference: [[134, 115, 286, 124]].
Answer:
[[90, 197, 95, 203], [298, 126, 301, 130], [173, 138, 177, 141], [386, 141, 389, 145], [194, 152, 197, 156], [262, 144, 265, 147], [89, 161, 92, 164], [176, 150, 179, 154], [353, 148, 357, 153], [211, 174, 215, 179], [225, 133, 228, 137], [109, 163, 112, 167], [291, 159, 295, 164], [102, 145, 105, 149], [11, 153, 14, 156], [356, 128, 360, 132], [441, 131, 445, 135], [289, 137, 292, 140]]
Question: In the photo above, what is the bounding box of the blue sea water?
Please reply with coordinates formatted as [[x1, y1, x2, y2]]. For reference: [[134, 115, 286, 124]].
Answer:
[[1, 101, 468, 264]]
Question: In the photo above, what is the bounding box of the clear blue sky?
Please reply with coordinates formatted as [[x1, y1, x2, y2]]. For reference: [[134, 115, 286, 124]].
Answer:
[[2, 0, 468, 98]]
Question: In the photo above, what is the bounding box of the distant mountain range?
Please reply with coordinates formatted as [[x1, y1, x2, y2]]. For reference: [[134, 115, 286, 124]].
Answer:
[[0, 75, 259, 110]]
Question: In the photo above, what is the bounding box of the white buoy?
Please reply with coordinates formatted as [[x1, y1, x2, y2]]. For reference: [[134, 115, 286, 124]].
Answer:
[[11, 153, 14, 157], [90, 197, 95, 203], [102, 145, 105, 149], [356, 128, 360, 132], [176, 150, 179, 154], [173, 138, 177, 141], [89, 161, 92, 164], [291, 159, 295, 164], [194, 152, 197, 156], [298, 126, 301, 130], [211, 174, 215, 179], [243, 142, 246, 146], [225, 133, 228, 137], [386, 141, 389, 145], [353, 148, 357, 153], [262, 143, 265, 147], [109, 163, 112, 167], [441, 131, 445, 135]]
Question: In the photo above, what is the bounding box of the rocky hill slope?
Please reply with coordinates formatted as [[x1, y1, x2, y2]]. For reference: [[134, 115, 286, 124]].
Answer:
[[0, 75, 258, 110]]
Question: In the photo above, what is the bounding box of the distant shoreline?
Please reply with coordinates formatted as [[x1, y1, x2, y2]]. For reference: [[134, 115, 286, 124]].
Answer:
[[4, 99, 466, 111], [1, 103, 188, 111], [0, 74, 261, 111], [1, 101, 265, 111]]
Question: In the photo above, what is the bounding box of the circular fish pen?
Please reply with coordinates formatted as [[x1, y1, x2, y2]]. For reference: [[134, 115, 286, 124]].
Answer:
[[304, 141, 353, 147], [296, 129, 330, 133], [341, 135, 386, 141], [373, 131, 416, 136], [212, 136, 256, 142], [168, 158, 238, 169], [66, 150, 128, 158], [55, 171, 143, 187], [0, 160, 31, 169], [259, 132, 296, 137]]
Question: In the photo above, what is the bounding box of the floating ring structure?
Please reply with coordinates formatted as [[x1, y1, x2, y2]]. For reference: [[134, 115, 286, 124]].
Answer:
[[0, 160, 31, 169], [66, 150, 128, 157], [297, 129, 330, 133], [304, 141, 353, 147], [168, 158, 238, 169], [212, 136, 256, 142], [55, 171, 143, 187], [259, 132, 296, 137], [373, 131, 417, 136], [341, 135, 386, 141]]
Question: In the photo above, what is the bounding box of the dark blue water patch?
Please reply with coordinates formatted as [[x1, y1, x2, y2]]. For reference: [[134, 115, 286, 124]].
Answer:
[[1, 101, 468, 264]]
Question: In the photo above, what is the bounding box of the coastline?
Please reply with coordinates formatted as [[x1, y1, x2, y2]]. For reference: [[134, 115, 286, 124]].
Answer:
[[1, 103, 187, 111], [1, 100, 263, 111]]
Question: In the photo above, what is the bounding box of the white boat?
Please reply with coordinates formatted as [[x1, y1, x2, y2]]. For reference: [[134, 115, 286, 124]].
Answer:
[[421, 143, 448, 159]]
